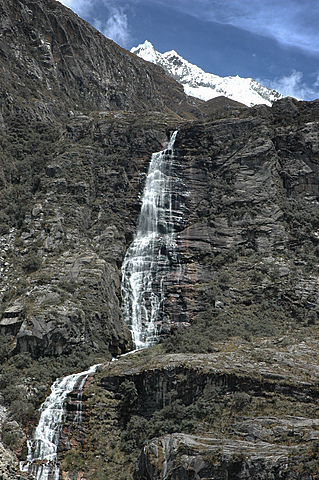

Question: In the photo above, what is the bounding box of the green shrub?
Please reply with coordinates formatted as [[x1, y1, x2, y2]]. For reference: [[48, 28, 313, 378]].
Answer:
[[0, 223, 10, 235], [36, 271, 52, 285], [62, 450, 89, 471], [0, 334, 13, 363], [58, 280, 77, 293], [1, 385, 22, 405], [1, 422, 20, 449], [8, 352, 32, 369], [22, 252, 42, 273], [121, 415, 148, 453], [231, 392, 251, 411], [10, 399, 33, 423]]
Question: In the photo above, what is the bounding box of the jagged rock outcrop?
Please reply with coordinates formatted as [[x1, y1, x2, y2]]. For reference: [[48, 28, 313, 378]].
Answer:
[[134, 433, 293, 480], [0, 442, 27, 480]]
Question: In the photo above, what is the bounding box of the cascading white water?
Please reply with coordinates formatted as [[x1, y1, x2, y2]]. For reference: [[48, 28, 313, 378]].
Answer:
[[121, 131, 185, 349], [20, 364, 99, 480], [20, 131, 185, 480]]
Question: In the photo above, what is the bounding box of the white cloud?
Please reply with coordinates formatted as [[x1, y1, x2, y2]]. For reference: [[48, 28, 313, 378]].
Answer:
[[153, 0, 319, 56], [58, 0, 130, 47], [94, 4, 130, 46], [258, 70, 319, 101]]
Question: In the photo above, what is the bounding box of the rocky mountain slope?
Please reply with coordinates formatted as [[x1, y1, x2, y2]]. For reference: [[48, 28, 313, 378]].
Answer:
[[0, 1, 318, 479], [131, 40, 284, 107], [0, 0, 202, 122]]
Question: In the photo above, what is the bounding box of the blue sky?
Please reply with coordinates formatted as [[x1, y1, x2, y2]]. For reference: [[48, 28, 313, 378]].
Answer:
[[58, 0, 319, 100]]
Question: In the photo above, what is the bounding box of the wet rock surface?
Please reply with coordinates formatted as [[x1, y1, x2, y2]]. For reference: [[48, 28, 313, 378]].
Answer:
[[147, 100, 319, 345]]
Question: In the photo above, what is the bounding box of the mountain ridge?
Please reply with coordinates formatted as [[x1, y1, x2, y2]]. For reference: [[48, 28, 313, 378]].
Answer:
[[0, 0, 203, 122], [131, 40, 284, 107]]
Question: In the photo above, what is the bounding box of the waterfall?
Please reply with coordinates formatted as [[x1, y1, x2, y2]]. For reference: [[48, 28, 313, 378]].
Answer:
[[20, 364, 99, 480], [19, 130, 186, 479], [121, 131, 185, 349]]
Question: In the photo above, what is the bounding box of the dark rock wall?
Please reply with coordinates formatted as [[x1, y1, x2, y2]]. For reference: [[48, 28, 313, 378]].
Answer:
[[93, 348, 319, 480], [159, 99, 319, 336], [99, 355, 319, 419], [134, 433, 293, 480]]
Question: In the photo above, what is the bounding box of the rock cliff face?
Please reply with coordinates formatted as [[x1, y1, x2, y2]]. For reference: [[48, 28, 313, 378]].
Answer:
[[134, 433, 293, 480], [2, 98, 318, 358], [76, 340, 319, 480], [150, 99, 319, 342], [0, 112, 182, 358], [0, 1, 319, 479], [0, 442, 26, 480]]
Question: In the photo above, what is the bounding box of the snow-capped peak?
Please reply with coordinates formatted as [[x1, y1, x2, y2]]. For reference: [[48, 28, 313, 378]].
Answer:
[[132, 40, 158, 63], [131, 41, 283, 107]]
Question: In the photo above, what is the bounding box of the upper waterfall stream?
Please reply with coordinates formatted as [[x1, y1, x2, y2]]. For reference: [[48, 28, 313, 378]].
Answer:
[[121, 131, 185, 349]]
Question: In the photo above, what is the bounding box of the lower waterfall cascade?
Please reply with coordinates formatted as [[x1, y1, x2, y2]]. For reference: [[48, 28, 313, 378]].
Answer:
[[20, 364, 100, 480], [121, 130, 187, 349], [19, 131, 186, 479]]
